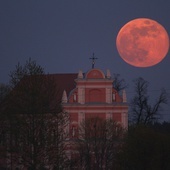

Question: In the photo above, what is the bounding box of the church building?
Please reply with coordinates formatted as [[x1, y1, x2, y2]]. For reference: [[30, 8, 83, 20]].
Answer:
[[0, 59, 128, 169]]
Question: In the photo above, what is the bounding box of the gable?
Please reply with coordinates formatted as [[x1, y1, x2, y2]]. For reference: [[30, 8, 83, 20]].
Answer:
[[86, 69, 105, 79]]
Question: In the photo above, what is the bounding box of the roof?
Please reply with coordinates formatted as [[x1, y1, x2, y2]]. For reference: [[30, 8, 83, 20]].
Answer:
[[48, 73, 78, 97]]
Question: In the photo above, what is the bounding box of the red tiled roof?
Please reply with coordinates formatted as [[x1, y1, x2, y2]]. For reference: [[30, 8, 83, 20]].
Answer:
[[48, 73, 78, 97]]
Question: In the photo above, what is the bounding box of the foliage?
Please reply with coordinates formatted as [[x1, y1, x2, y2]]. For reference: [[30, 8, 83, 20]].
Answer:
[[118, 124, 170, 170], [9, 58, 44, 88], [0, 84, 10, 103]]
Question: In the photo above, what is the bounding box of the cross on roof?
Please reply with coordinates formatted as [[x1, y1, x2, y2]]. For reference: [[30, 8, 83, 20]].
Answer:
[[89, 53, 98, 69]]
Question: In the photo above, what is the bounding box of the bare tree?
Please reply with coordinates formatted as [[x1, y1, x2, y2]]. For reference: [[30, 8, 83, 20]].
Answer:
[[72, 117, 125, 170], [113, 73, 128, 93], [130, 77, 168, 125], [1, 59, 69, 169]]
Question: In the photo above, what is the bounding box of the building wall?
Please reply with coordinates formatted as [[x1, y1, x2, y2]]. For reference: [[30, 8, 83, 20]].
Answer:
[[63, 68, 128, 136]]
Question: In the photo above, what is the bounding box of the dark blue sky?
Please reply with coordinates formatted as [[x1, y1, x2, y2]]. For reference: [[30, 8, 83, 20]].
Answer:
[[0, 0, 170, 120]]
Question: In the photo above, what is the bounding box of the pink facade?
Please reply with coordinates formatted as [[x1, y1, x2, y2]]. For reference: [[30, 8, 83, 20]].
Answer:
[[62, 68, 128, 137]]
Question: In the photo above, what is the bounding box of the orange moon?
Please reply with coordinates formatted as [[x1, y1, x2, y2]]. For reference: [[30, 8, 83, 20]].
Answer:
[[116, 18, 169, 67]]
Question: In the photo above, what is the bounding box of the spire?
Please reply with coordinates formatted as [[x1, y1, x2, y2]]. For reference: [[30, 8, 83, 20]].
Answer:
[[122, 90, 127, 103], [62, 90, 67, 103], [89, 53, 98, 69], [106, 69, 111, 78], [78, 70, 83, 79]]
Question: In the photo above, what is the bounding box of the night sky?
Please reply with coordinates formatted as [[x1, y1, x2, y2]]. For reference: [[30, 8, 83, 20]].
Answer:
[[1, 0, 170, 120]]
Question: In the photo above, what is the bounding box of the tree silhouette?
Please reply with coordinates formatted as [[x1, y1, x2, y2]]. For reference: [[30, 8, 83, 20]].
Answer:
[[112, 73, 128, 93], [118, 125, 170, 170], [0, 59, 69, 169], [130, 77, 167, 125], [72, 117, 125, 170]]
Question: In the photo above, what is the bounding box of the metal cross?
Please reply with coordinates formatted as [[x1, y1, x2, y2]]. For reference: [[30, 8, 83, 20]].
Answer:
[[89, 53, 98, 69]]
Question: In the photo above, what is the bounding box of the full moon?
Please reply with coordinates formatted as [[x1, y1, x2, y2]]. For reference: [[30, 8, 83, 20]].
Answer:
[[116, 18, 169, 67]]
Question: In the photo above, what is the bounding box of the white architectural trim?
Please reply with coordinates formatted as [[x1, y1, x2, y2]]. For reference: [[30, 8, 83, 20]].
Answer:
[[67, 109, 128, 113], [78, 87, 85, 104], [106, 88, 112, 103], [121, 112, 128, 129], [62, 90, 67, 103]]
